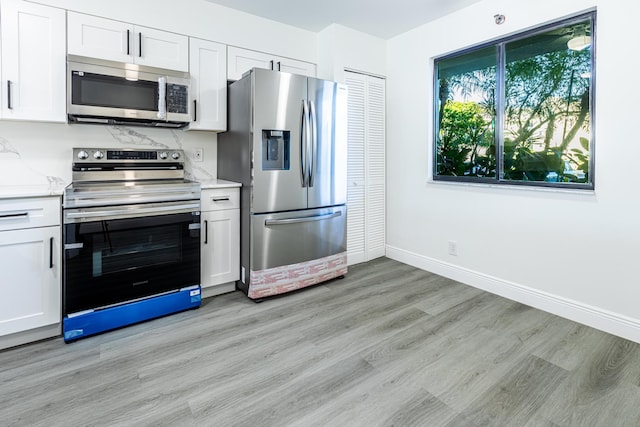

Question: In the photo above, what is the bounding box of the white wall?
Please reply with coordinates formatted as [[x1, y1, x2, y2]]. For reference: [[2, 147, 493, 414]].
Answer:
[[386, 0, 640, 341], [317, 24, 386, 82]]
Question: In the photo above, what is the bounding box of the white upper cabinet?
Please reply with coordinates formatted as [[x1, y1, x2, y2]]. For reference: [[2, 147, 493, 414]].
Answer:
[[134, 26, 189, 71], [188, 38, 227, 131], [227, 46, 316, 81], [67, 12, 131, 63], [0, 0, 66, 122], [67, 12, 189, 71]]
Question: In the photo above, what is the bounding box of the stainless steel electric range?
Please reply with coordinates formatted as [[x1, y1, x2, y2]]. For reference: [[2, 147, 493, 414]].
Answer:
[[62, 148, 202, 342]]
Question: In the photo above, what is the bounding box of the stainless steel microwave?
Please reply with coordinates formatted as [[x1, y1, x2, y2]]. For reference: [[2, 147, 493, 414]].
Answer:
[[67, 55, 191, 128]]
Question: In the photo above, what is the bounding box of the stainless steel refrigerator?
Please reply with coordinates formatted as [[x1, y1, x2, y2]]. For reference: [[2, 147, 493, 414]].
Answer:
[[218, 68, 348, 300]]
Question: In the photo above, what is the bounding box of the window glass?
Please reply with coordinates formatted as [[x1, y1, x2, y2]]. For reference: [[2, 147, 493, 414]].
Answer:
[[503, 19, 592, 184], [436, 46, 497, 178], [433, 13, 594, 189]]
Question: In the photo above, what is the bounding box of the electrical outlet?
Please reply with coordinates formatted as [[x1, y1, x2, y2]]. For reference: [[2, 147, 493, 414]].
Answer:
[[448, 240, 458, 256], [193, 148, 203, 162]]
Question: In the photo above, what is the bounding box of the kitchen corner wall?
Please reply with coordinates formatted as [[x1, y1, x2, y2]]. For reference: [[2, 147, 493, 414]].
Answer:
[[386, 0, 640, 342], [0, 122, 217, 187], [317, 24, 387, 83]]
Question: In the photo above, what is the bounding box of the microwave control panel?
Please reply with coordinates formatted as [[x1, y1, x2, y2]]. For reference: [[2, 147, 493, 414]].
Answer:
[[166, 84, 188, 114]]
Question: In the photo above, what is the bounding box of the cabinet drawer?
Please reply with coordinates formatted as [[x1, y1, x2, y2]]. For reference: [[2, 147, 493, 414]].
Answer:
[[0, 197, 61, 231], [201, 188, 239, 211]]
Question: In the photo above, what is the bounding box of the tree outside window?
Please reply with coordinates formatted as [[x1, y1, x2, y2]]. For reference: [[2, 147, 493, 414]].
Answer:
[[434, 13, 594, 189]]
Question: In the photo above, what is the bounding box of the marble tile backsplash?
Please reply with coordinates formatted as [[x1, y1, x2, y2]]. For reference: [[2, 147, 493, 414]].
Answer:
[[0, 121, 218, 191]]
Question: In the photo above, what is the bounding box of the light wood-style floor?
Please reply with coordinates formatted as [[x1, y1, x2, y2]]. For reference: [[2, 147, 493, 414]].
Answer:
[[2, 257, 640, 426]]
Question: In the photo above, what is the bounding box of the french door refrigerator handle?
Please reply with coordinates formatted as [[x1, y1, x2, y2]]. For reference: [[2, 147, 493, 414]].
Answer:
[[308, 101, 317, 187], [300, 100, 309, 187], [264, 211, 342, 226]]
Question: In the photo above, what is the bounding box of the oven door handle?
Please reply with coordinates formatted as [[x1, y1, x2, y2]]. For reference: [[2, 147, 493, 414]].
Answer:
[[65, 202, 201, 222]]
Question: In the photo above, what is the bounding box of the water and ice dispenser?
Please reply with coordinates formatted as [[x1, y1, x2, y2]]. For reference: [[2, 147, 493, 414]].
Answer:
[[262, 130, 290, 170]]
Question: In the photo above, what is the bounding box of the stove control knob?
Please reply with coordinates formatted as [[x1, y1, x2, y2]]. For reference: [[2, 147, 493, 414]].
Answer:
[[93, 150, 104, 160], [77, 150, 89, 160], [159, 151, 168, 160], [171, 151, 181, 160]]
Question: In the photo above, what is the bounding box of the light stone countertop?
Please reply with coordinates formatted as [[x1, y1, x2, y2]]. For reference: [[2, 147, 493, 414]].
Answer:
[[0, 183, 66, 200], [199, 179, 242, 189]]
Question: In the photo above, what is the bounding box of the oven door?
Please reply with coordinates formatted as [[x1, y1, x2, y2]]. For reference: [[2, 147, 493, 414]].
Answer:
[[63, 210, 201, 315]]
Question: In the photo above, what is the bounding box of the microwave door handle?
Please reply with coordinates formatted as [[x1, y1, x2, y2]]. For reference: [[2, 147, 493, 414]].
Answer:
[[157, 77, 167, 120]]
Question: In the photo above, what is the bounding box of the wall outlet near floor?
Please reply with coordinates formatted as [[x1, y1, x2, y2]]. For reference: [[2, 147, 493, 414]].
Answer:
[[193, 148, 204, 162], [448, 240, 458, 256]]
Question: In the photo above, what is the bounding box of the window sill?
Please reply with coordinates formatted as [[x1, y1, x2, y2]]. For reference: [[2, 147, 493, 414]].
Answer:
[[427, 178, 596, 197]]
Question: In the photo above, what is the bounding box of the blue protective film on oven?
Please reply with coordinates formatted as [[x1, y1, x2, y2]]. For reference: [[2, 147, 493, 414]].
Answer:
[[63, 285, 201, 342]]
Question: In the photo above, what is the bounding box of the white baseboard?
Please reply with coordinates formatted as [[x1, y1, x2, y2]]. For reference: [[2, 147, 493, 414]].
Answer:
[[386, 245, 640, 344]]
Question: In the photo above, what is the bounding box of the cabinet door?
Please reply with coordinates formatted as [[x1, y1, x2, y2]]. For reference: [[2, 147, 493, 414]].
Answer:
[[227, 46, 275, 81], [188, 38, 227, 131], [67, 12, 133, 63], [276, 57, 316, 78], [0, 0, 66, 122], [201, 209, 240, 288], [0, 227, 60, 337], [134, 26, 188, 71], [345, 71, 385, 265]]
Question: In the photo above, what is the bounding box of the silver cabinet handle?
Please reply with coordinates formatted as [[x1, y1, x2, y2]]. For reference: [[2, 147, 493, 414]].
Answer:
[[139, 31, 143, 57], [277, 61, 281, 71], [204, 220, 208, 244], [265, 211, 341, 226], [212, 197, 230, 202], [0, 212, 27, 219], [126, 29, 130, 55], [269, 60, 274, 70]]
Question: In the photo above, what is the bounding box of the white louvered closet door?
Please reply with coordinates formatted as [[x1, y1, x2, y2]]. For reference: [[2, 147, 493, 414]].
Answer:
[[345, 71, 386, 265]]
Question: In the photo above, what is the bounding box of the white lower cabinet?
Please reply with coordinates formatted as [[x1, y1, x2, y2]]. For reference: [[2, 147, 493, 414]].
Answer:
[[0, 196, 61, 350], [201, 187, 240, 297]]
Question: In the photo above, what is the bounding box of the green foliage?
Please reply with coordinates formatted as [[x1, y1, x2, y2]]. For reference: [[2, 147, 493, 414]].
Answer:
[[436, 28, 592, 185], [436, 100, 495, 177]]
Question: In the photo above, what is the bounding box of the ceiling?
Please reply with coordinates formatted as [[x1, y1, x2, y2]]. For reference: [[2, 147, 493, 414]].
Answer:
[[203, 0, 484, 39]]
